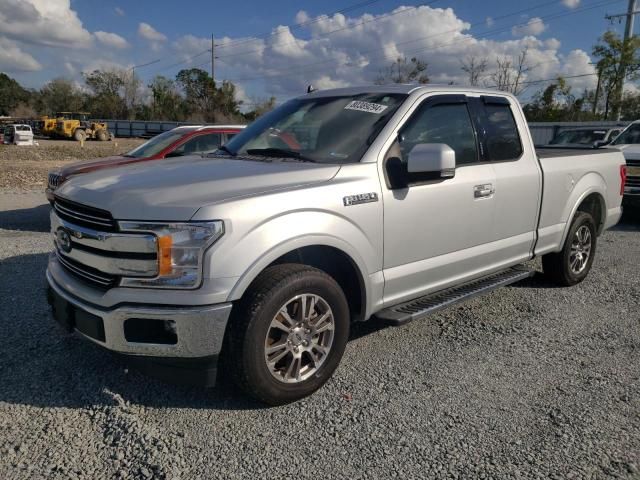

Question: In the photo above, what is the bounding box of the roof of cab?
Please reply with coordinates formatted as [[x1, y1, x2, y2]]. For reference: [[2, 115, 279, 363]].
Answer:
[[172, 125, 245, 131], [301, 84, 514, 99]]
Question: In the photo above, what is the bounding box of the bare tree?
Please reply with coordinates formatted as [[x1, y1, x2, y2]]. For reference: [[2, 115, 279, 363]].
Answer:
[[460, 56, 488, 86], [375, 56, 429, 84], [490, 48, 532, 96]]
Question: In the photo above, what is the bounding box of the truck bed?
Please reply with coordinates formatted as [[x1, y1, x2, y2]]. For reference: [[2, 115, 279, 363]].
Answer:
[[534, 146, 623, 256], [536, 147, 614, 159]]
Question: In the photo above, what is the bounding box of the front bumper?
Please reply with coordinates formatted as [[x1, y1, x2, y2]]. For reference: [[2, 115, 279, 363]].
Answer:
[[46, 267, 232, 362]]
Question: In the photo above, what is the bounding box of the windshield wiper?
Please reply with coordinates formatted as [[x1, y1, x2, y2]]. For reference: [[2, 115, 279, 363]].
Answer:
[[246, 148, 314, 162]]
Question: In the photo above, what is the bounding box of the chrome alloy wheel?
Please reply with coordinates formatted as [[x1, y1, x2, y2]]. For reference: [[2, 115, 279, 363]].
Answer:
[[569, 225, 592, 274], [264, 294, 335, 384]]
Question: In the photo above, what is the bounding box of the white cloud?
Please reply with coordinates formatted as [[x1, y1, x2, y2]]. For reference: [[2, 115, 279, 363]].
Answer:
[[0, 37, 41, 71], [182, 5, 595, 100], [94, 31, 129, 49], [114, 7, 125, 17], [0, 0, 92, 47], [486, 17, 494, 27], [512, 17, 547, 37], [562, 0, 580, 8], [557, 49, 597, 90], [138, 22, 167, 42]]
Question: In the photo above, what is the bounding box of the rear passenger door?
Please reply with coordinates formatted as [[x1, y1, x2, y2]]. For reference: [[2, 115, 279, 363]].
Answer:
[[471, 96, 540, 265]]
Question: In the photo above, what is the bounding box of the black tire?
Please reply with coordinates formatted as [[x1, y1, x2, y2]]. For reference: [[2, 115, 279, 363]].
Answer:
[[542, 211, 597, 286], [96, 129, 109, 141], [226, 264, 350, 405], [73, 129, 86, 142]]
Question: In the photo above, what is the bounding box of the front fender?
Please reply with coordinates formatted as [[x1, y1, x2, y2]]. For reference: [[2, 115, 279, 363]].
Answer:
[[206, 209, 381, 316]]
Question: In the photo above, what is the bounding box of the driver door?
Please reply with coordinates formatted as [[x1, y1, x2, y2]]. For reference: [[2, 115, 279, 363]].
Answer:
[[381, 95, 497, 306]]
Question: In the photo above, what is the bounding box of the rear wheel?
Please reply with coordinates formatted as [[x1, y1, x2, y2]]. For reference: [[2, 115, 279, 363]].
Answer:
[[226, 264, 350, 405], [73, 129, 86, 142], [96, 129, 109, 141], [542, 211, 597, 286]]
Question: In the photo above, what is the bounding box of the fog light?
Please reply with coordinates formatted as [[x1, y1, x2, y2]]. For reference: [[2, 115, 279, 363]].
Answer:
[[124, 318, 177, 345]]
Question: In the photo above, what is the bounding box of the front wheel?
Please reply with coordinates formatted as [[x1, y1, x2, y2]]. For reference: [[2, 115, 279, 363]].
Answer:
[[73, 129, 86, 142], [226, 264, 350, 405], [542, 211, 597, 286]]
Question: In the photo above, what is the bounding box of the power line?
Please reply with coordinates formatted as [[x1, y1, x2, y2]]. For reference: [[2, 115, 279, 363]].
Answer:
[[215, 0, 385, 50], [221, 0, 621, 84], [216, 1, 441, 60], [141, 0, 388, 78], [217, 0, 561, 65]]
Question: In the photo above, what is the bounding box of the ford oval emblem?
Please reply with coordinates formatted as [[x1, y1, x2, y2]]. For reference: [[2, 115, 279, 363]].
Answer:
[[56, 228, 72, 253]]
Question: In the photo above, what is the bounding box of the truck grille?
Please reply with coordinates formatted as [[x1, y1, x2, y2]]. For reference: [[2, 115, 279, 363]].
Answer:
[[54, 197, 117, 231], [627, 176, 640, 187], [48, 173, 64, 190], [51, 207, 158, 290], [56, 251, 118, 289]]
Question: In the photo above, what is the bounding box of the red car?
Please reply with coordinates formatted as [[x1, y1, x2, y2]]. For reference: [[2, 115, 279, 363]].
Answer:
[[46, 125, 244, 201]]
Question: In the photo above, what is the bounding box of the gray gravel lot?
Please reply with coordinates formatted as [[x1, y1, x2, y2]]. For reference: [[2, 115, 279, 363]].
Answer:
[[1, 188, 639, 479]]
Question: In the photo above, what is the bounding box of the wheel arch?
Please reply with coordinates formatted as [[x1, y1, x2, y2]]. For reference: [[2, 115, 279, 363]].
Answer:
[[227, 238, 371, 322], [559, 174, 607, 248]]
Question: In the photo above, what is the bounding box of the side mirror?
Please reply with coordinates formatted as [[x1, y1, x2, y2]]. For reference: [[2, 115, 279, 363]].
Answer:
[[407, 143, 456, 178], [593, 140, 609, 148]]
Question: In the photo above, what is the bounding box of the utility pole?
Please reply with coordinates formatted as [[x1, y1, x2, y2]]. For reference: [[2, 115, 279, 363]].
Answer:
[[211, 34, 215, 82], [593, 63, 603, 116], [606, 0, 640, 119]]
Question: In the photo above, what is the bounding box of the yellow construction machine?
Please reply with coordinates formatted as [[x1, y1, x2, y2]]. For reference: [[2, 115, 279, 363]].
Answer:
[[55, 112, 111, 141]]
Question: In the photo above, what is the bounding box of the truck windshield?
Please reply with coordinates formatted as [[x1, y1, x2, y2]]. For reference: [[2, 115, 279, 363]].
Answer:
[[124, 130, 187, 158], [221, 93, 406, 164], [611, 124, 640, 145]]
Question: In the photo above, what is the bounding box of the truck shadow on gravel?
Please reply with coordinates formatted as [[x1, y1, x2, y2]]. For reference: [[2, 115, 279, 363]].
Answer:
[[0, 251, 392, 411], [0, 204, 51, 232]]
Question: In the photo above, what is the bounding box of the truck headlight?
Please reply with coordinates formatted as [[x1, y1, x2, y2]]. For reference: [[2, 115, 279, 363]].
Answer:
[[117, 221, 224, 289]]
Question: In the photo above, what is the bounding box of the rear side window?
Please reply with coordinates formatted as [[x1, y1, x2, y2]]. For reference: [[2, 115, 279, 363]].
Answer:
[[484, 104, 523, 161], [175, 133, 222, 154], [399, 103, 478, 165]]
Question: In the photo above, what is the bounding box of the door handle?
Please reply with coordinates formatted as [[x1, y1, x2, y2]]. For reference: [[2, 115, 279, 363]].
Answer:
[[474, 183, 494, 198]]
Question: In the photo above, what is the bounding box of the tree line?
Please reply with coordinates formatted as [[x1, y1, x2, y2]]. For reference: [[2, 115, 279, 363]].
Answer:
[[0, 68, 275, 123]]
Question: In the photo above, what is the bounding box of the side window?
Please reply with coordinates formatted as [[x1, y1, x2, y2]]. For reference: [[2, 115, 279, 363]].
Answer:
[[174, 133, 222, 155], [483, 104, 523, 161], [399, 102, 478, 165], [196, 133, 222, 152]]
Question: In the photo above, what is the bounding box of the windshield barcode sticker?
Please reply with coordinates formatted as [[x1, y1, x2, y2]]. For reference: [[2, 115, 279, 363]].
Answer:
[[344, 101, 388, 114]]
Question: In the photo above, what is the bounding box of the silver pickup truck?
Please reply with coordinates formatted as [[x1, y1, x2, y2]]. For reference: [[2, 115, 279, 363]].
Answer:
[[47, 85, 626, 404]]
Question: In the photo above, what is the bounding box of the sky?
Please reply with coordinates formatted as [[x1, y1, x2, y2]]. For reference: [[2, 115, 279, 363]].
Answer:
[[0, 0, 636, 106]]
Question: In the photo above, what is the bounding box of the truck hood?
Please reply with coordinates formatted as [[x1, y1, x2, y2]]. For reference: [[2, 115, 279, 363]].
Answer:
[[59, 155, 137, 177], [55, 155, 340, 221]]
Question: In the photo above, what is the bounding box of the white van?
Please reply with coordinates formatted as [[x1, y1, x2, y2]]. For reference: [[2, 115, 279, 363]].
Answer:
[[3, 124, 35, 146]]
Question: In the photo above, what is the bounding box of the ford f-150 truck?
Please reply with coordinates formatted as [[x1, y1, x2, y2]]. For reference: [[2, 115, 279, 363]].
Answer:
[[46, 85, 626, 405]]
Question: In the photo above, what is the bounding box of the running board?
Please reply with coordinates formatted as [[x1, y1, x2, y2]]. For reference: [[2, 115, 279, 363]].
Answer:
[[374, 266, 534, 326]]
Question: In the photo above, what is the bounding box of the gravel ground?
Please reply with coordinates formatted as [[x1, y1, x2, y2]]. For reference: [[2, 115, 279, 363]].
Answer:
[[0, 189, 639, 480], [0, 138, 144, 189]]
